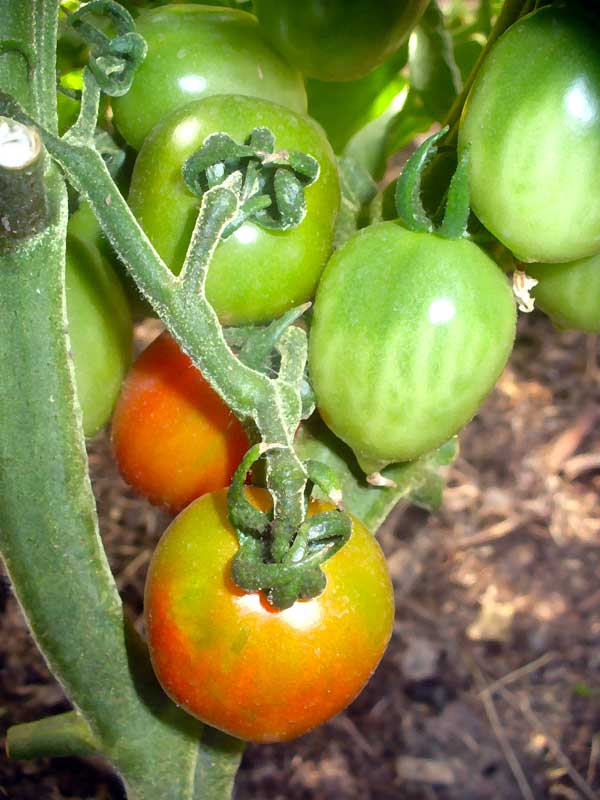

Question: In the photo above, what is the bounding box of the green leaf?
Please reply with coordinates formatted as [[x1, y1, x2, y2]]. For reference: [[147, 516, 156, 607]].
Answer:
[[295, 415, 457, 532], [333, 155, 377, 248], [306, 45, 408, 154], [408, 1, 462, 120]]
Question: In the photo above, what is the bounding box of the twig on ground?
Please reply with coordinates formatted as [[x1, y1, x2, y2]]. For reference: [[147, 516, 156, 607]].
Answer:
[[499, 687, 599, 800], [480, 652, 555, 697], [471, 661, 536, 800], [543, 405, 598, 474], [455, 516, 525, 550], [587, 734, 600, 787]]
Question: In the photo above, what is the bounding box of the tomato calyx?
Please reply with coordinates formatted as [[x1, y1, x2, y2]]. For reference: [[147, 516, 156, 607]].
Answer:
[[66, 0, 147, 97], [395, 125, 471, 240], [182, 126, 320, 238], [226, 444, 352, 610]]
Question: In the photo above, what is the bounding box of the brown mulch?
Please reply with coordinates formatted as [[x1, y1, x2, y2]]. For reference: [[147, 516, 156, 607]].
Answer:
[[1, 312, 599, 800]]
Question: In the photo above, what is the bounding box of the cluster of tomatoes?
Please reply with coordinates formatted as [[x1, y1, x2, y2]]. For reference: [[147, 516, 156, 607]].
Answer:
[[62, 1, 600, 742]]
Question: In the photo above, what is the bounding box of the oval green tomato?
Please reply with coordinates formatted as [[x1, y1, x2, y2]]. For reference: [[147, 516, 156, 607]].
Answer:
[[309, 223, 516, 471], [66, 229, 133, 437], [459, 6, 600, 263], [128, 94, 340, 325], [254, 0, 427, 82], [527, 254, 600, 333], [111, 5, 307, 150]]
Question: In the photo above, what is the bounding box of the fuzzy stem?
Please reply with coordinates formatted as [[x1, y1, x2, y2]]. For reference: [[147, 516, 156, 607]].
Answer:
[[0, 116, 48, 241]]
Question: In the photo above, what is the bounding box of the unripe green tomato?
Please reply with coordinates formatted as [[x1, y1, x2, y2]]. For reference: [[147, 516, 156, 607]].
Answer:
[[66, 224, 133, 437], [128, 94, 340, 325], [111, 5, 307, 150], [459, 6, 600, 263], [309, 223, 516, 471], [527, 253, 600, 333], [254, 0, 427, 82]]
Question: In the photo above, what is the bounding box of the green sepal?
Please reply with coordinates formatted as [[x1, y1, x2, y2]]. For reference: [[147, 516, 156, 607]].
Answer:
[[227, 444, 272, 538], [437, 144, 471, 239], [333, 155, 378, 249], [94, 127, 125, 177], [394, 125, 448, 232], [227, 304, 309, 374], [68, 0, 147, 97], [182, 127, 320, 235], [304, 459, 343, 503]]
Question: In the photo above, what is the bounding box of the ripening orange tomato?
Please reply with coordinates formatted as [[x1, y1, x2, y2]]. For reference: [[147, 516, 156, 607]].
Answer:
[[144, 487, 395, 742], [111, 332, 248, 512]]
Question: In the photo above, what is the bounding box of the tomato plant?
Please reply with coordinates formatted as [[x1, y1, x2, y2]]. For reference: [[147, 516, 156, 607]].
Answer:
[[66, 214, 133, 437], [459, 5, 600, 263], [112, 331, 249, 512], [144, 487, 394, 742], [527, 253, 600, 333], [254, 0, 428, 82], [111, 4, 307, 149], [309, 221, 516, 471], [6, 1, 599, 797], [128, 93, 340, 325]]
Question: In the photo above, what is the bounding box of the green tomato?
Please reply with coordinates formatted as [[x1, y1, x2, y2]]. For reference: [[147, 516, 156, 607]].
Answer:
[[459, 6, 600, 263], [254, 0, 427, 82], [128, 94, 340, 325], [527, 254, 600, 333], [111, 5, 307, 150], [66, 219, 133, 437], [309, 223, 516, 471]]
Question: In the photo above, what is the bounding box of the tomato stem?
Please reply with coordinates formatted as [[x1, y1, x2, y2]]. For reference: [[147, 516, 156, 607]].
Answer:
[[0, 116, 48, 241], [441, 0, 534, 146]]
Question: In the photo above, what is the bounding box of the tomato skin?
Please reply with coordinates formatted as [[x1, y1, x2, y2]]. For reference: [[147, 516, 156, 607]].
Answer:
[[144, 487, 394, 742], [111, 5, 307, 150], [66, 228, 133, 438], [527, 254, 600, 333], [459, 7, 600, 263], [128, 94, 340, 325], [254, 0, 427, 82], [309, 223, 516, 469], [112, 332, 248, 513]]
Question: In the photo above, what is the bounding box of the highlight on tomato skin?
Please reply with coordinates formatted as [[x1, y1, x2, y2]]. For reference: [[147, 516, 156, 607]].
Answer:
[[144, 487, 395, 743], [111, 331, 249, 514]]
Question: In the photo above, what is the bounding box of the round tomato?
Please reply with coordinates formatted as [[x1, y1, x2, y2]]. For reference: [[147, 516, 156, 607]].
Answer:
[[309, 223, 516, 472], [527, 254, 600, 333], [459, 6, 600, 263], [128, 94, 340, 325], [66, 225, 133, 438], [112, 331, 248, 512], [254, 0, 427, 82], [111, 5, 307, 150], [144, 487, 394, 742]]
